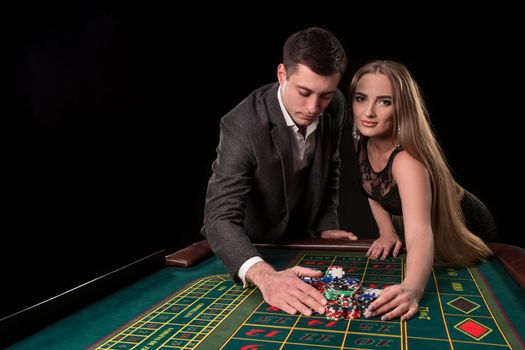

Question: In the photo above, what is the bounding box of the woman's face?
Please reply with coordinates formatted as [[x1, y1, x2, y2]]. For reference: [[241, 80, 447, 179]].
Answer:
[[352, 73, 395, 140]]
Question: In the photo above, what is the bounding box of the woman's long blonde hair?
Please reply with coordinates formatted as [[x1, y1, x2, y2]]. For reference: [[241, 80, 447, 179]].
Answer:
[[349, 60, 492, 265]]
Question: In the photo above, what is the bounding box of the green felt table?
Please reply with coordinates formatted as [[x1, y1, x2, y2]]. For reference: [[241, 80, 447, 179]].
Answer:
[[7, 240, 525, 350]]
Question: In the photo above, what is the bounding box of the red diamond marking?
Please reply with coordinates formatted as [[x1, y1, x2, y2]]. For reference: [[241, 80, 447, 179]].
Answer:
[[455, 318, 492, 340]]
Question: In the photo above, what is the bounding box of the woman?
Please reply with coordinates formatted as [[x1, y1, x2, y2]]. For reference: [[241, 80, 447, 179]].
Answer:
[[349, 60, 496, 321]]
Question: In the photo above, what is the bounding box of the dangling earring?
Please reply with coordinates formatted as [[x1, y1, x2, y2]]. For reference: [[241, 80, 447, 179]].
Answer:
[[394, 124, 401, 148], [352, 123, 360, 142]]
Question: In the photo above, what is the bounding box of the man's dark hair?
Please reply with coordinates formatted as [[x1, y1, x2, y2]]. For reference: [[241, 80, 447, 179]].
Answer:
[[283, 27, 347, 77]]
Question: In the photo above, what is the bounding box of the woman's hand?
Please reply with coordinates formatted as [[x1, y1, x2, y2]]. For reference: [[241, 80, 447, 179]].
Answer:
[[364, 283, 423, 321], [367, 233, 403, 260]]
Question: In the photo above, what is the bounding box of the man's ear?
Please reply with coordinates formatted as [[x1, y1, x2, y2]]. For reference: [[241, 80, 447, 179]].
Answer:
[[277, 63, 286, 85]]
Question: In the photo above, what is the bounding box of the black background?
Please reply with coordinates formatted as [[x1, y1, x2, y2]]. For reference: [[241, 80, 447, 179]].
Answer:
[[5, 4, 521, 323]]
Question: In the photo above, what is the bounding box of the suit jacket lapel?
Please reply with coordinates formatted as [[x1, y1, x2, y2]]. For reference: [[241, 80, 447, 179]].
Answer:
[[267, 84, 293, 208], [303, 112, 330, 218]]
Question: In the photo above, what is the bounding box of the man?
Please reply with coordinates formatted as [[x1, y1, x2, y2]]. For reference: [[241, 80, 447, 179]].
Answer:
[[202, 27, 357, 317]]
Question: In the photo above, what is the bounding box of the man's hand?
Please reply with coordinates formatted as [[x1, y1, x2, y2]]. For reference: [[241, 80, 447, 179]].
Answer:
[[246, 262, 326, 316], [320, 230, 358, 240]]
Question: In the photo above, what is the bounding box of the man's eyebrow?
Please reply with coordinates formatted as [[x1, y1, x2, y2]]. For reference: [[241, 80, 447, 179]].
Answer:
[[297, 85, 337, 95]]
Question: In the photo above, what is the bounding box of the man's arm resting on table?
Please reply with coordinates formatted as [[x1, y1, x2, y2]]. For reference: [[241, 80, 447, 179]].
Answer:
[[320, 230, 358, 240], [238, 256, 264, 288]]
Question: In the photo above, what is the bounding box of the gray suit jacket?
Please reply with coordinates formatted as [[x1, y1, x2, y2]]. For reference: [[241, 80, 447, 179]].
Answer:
[[201, 82, 346, 281]]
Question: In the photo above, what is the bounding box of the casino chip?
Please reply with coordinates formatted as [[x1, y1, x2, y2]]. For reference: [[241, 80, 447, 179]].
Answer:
[[300, 265, 381, 320], [326, 265, 345, 279]]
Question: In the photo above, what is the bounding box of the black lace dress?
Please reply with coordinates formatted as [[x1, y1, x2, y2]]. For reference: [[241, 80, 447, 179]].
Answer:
[[357, 138, 497, 241]]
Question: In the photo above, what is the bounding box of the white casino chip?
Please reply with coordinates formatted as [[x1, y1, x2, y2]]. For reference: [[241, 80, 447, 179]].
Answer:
[[362, 287, 382, 296], [327, 267, 345, 279]]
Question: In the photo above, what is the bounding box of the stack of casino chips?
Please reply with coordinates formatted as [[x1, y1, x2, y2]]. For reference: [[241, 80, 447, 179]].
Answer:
[[300, 265, 380, 320]]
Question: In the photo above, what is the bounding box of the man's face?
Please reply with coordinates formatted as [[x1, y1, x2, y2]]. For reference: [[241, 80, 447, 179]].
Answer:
[[278, 63, 341, 127]]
